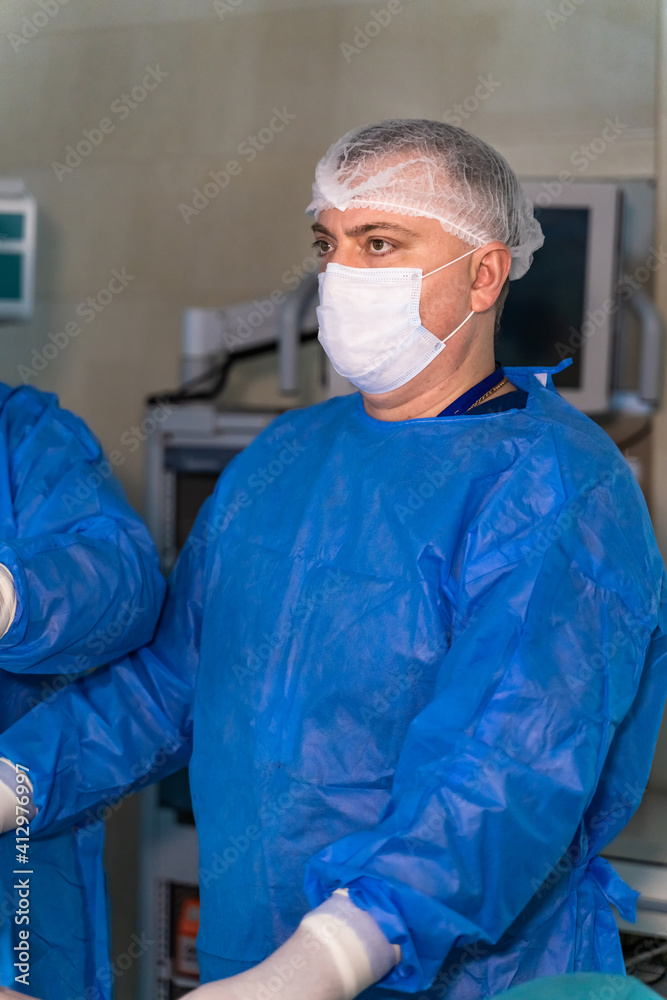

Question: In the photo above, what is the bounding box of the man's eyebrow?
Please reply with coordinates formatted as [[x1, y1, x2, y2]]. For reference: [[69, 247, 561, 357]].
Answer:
[[344, 222, 421, 238], [310, 221, 421, 239]]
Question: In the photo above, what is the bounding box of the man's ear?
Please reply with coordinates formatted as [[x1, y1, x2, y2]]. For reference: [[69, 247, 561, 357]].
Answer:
[[470, 244, 512, 315]]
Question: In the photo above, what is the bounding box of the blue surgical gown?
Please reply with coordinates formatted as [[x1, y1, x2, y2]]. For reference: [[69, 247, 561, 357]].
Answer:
[[0, 384, 165, 998], [0, 366, 665, 999]]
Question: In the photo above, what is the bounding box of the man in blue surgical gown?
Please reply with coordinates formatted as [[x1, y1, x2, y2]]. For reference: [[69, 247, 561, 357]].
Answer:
[[0, 386, 164, 999], [0, 120, 665, 1000]]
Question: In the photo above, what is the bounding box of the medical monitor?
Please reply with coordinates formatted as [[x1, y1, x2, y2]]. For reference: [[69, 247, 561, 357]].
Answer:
[[0, 182, 36, 322], [499, 182, 621, 414]]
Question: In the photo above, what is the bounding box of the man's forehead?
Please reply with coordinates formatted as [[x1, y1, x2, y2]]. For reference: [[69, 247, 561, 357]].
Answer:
[[311, 209, 434, 240]]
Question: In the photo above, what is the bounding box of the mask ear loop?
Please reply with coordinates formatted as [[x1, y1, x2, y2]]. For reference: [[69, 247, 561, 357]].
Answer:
[[422, 246, 478, 279], [423, 247, 478, 345], [442, 310, 475, 345]]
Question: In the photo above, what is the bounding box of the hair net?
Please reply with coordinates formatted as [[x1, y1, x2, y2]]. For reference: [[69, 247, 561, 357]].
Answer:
[[307, 119, 544, 280]]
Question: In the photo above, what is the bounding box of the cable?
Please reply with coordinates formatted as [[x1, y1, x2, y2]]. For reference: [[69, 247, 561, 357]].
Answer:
[[146, 330, 319, 407], [626, 940, 667, 970], [639, 968, 667, 987]]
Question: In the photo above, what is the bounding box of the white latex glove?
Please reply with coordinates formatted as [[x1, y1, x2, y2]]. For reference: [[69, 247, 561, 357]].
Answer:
[[0, 760, 35, 834], [189, 890, 400, 1000], [0, 565, 17, 639]]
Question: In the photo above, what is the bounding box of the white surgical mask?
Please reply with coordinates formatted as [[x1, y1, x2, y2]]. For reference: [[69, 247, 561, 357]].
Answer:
[[316, 248, 477, 395]]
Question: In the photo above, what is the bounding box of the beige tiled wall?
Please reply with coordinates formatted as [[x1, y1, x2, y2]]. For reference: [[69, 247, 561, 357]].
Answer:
[[0, 2, 661, 995], [0, 0, 657, 509]]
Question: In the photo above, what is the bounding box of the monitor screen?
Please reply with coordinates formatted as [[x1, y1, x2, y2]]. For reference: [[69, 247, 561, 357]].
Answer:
[[175, 471, 223, 552], [0, 254, 22, 302], [0, 213, 25, 241], [165, 445, 244, 556], [0, 195, 36, 320], [497, 207, 589, 390]]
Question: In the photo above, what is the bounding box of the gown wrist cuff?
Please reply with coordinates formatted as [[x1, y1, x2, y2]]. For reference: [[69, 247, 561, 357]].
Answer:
[[299, 889, 400, 998]]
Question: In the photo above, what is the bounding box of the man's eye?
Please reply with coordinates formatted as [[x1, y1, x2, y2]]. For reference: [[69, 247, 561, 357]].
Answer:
[[312, 239, 333, 256], [369, 239, 393, 253]]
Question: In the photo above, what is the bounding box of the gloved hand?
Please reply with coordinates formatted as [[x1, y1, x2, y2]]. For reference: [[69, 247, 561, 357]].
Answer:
[[0, 760, 35, 835], [0, 987, 41, 998], [0, 564, 16, 639], [188, 890, 400, 1000]]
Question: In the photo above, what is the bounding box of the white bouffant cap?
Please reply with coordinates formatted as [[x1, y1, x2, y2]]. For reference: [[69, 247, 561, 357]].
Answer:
[[307, 119, 544, 280]]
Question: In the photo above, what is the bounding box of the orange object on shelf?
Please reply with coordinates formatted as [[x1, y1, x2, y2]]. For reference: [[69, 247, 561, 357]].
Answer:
[[174, 896, 200, 979]]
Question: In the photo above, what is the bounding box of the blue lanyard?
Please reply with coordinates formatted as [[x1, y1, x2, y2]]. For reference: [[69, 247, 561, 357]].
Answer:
[[437, 367, 506, 417]]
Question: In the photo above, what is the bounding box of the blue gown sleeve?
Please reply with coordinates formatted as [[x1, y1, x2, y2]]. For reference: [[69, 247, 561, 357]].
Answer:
[[0, 499, 208, 833], [304, 483, 667, 993], [0, 388, 165, 672]]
